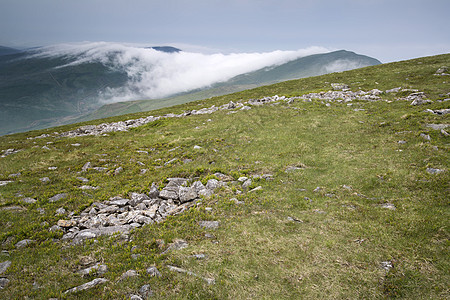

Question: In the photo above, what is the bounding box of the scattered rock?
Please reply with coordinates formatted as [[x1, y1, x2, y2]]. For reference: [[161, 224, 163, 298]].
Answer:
[[49, 193, 68, 202], [380, 203, 396, 210], [0, 181, 13, 187], [0, 261, 11, 275], [139, 284, 154, 298], [77, 263, 108, 277], [167, 265, 215, 285], [426, 168, 445, 174], [64, 278, 108, 294], [434, 66, 449, 76], [380, 261, 393, 271], [118, 269, 139, 281], [199, 221, 219, 230], [114, 167, 123, 175], [130, 295, 143, 300], [426, 124, 449, 130], [193, 145, 202, 149], [0, 277, 10, 289], [21, 197, 37, 204], [57, 219, 76, 228], [55, 207, 66, 215], [15, 239, 34, 249], [420, 133, 431, 141], [331, 83, 349, 90], [81, 162, 91, 172], [146, 266, 161, 277], [40, 177, 50, 183]]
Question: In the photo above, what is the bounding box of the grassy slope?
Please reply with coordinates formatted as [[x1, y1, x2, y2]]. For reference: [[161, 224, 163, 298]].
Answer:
[[0, 54, 448, 299]]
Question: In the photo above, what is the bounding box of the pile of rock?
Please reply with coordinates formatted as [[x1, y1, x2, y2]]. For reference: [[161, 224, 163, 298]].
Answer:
[[404, 92, 433, 106], [299, 89, 384, 102], [58, 176, 229, 243]]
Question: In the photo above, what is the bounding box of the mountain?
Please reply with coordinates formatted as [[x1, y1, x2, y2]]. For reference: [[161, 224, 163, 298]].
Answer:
[[0, 46, 22, 56], [0, 45, 380, 136], [147, 46, 181, 53], [220, 50, 381, 86], [83, 50, 381, 121], [0, 54, 448, 299]]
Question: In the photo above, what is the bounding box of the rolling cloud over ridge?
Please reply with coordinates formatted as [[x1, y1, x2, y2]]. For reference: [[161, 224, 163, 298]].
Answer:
[[34, 42, 330, 103]]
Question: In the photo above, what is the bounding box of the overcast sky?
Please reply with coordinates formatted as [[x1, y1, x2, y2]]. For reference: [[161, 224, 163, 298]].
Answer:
[[1, 0, 449, 62]]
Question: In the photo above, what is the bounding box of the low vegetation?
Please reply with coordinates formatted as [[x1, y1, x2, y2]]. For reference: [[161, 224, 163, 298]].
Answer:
[[0, 54, 448, 299]]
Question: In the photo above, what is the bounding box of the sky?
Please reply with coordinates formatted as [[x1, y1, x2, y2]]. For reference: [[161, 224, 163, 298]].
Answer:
[[0, 0, 449, 63]]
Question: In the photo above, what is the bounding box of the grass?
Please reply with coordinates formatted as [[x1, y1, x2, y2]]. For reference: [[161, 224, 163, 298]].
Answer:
[[0, 53, 449, 299]]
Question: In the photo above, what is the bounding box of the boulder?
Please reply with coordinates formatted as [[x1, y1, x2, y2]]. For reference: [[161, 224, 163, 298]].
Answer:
[[178, 186, 197, 203]]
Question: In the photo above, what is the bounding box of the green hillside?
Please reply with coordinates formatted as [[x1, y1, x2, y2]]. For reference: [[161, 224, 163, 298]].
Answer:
[[0, 54, 448, 299], [84, 50, 380, 121]]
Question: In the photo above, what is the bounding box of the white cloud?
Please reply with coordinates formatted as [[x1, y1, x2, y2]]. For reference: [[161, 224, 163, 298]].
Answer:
[[35, 42, 329, 103]]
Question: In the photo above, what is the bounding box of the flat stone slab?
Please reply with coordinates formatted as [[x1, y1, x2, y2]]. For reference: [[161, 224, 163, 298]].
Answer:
[[199, 221, 219, 230], [64, 278, 108, 294]]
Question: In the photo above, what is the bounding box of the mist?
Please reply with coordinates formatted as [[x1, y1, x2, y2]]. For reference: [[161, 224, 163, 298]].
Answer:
[[35, 42, 329, 103]]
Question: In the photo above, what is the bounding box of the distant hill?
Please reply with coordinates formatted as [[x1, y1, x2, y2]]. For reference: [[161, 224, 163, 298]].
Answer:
[[0, 46, 22, 56], [0, 45, 380, 136], [147, 46, 181, 53], [84, 50, 381, 121]]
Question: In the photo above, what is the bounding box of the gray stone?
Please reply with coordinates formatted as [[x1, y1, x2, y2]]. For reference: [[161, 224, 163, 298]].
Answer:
[[80, 185, 99, 190], [380, 261, 393, 271], [242, 179, 252, 189], [130, 295, 143, 300], [148, 183, 159, 198], [381, 203, 396, 210], [77, 263, 108, 276], [55, 207, 66, 215], [21, 197, 37, 204], [167, 178, 188, 186], [77, 177, 89, 183], [129, 193, 150, 206], [167, 265, 215, 285], [49, 193, 68, 202], [64, 278, 108, 294], [0, 277, 10, 289], [178, 186, 197, 203], [114, 167, 123, 175], [249, 186, 262, 192], [8, 172, 21, 178], [119, 269, 139, 280], [191, 181, 206, 192], [159, 186, 179, 200], [49, 225, 62, 232], [108, 198, 129, 206], [146, 266, 162, 277], [426, 168, 445, 174], [81, 162, 91, 172], [199, 221, 219, 230], [0, 261, 11, 275], [420, 133, 431, 141], [92, 167, 108, 172], [205, 179, 220, 190], [198, 189, 213, 198], [426, 124, 449, 130], [0, 181, 13, 187], [139, 284, 154, 298], [15, 239, 34, 249], [331, 83, 349, 90], [40, 177, 50, 183]]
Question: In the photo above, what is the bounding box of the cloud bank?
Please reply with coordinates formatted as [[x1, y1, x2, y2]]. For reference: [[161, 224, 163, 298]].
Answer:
[[35, 42, 329, 103]]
